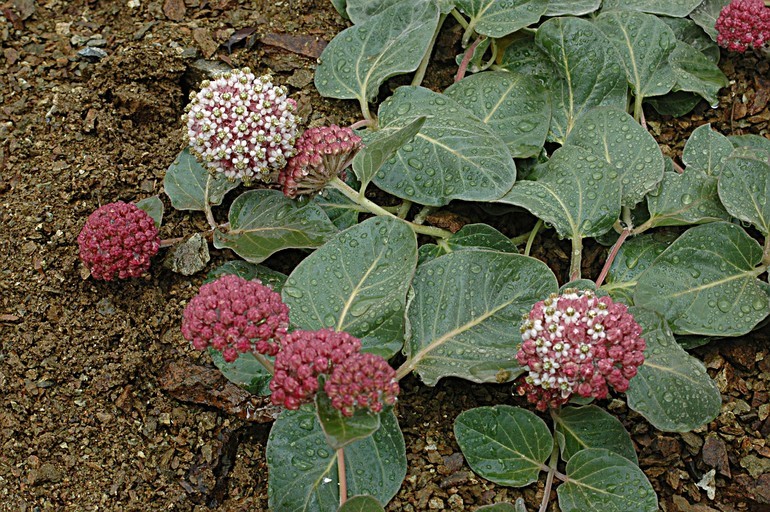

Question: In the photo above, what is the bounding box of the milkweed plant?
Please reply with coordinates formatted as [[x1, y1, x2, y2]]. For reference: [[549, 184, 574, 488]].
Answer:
[[77, 0, 770, 510]]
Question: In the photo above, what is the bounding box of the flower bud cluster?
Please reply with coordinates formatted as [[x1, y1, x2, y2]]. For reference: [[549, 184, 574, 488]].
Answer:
[[325, 352, 399, 417], [185, 68, 299, 183], [181, 274, 289, 362], [715, 0, 770, 52], [269, 328, 361, 410], [77, 201, 160, 281], [515, 289, 645, 411], [278, 125, 362, 198]]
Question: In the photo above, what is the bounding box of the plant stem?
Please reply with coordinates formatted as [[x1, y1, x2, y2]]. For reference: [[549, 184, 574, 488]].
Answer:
[[763, 235, 770, 266], [358, 97, 374, 124], [455, 36, 483, 82], [413, 205, 436, 225], [538, 434, 561, 512], [396, 200, 412, 219], [412, 13, 448, 87], [337, 447, 348, 506], [327, 178, 452, 239], [349, 118, 374, 130], [569, 237, 583, 282], [595, 228, 631, 289], [253, 352, 275, 375], [524, 220, 543, 257], [159, 236, 185, 248], [450, 8, 469, 29]]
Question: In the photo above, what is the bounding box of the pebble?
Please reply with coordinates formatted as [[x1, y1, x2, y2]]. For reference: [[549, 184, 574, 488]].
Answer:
[[428, 497, 445, 509], [78, 47, 108, 61]]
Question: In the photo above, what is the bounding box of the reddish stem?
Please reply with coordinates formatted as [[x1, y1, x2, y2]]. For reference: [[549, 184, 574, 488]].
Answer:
[[455, 37, 483, 83], [595, 229, 631, 289]]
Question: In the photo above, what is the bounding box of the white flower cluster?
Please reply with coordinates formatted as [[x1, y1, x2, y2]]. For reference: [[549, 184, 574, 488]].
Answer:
[[185, 68, 299, 183]]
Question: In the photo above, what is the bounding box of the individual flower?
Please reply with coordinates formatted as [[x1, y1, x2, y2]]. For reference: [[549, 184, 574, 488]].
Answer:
[[185, 68, 299, 183], [77, 201, 160, 281], [324, 352, 399, 417], [181, 274, 289, 362], [269, 328, 361, 410], [515, 289, 646, 412], [715, 0, 770, 52], [277, 124, 362, 198]]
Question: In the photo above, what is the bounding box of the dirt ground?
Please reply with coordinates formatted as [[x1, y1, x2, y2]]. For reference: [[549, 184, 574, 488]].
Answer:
[[1, 0, 769, 511]]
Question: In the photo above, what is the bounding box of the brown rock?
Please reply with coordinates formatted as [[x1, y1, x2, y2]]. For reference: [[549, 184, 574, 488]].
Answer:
[[702, 434, 731, 478], [722, 342, 756, 371], [752, 473, 770, 504], [162, 0, 185, 21], [671, 495, 720, 512]]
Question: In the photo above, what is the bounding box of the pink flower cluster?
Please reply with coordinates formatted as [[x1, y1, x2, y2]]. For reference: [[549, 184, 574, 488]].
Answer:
[[278, 125, 362, 198], [325, 352, 399, 417], [77, 201, 160, 281], [185, 68, 299, 184], [515, 289, 646, 412], [181, 274, 290, 362], [181, 275, 399, 416], [270, 329, 399, 417], [715, 0, 770, 52]]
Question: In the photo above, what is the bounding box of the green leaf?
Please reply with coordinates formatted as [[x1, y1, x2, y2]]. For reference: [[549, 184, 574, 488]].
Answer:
[[475, 503, 527, 512], [645, 91, 702, 117], [330, 0, 348, 19], [311, 188, 361, 231], [535, 17, 628, 144], [682, 123, 733, 177], [213, 190, 337, 264], [338, 495, 385, 512], [659, 17, 720, 62], [164, 148, 240, 211], [669, 41, 728, 107], [729, 134, 770, 156], [600, 0, 701, 17], [282, 216, 417, 358], [209, 349, 272, 395], [602, 234, 674, 305], [554, 405, 637, 464], [634, 222, 770, 336], [689, 0, 730, 40], [454, 37, 490, 74], [314, 0, 439, 103], [316, 391, 381, 450], [372, 86, 516, 206], [403, 250, 558, 385], [267, 407, 405, 512], [455, 0, 547, 39], [497, 34, 553, 85], [645, 169, 729, 228], [545, 0, 600, 16], [454, 405, 552, 487], [206, 260, 288, 291], [444, 71, 551, 159], [353, 117, 426, 190], [719, 154, 770, 235], [557, 448, 657, 512], [565, 107, 664, 208], [497, 145, 621, 240], [135, 196, 163, 228], [594, 11, 677, 101], [419, 223, 519, 264], [626, 307, 722, 431]]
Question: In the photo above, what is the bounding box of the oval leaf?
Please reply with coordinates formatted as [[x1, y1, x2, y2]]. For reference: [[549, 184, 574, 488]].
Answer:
[[634, 222, 770, 336], [314, 0, 439, 103], [594, 11, 677, 101], [164, 147, 240, 211], [338, 495, 385, 512], [475, 502, 527, 512], [372, 86, 516, 206], [444, 71, 551, 159], [206, 260, 287, 291], [626, 307, 722, 431], [646, 168, 729, 228], [455, 0, 547, 39], [554, 405, 637, 463], [402, 250, 558, 385], [316, 391, 381, 450], [557, 448, 657, 512], [209, 349, 272, 395], [497, 145, 621, 240], [497, 35, 553, 84], [535, 17, 628, 144], [213, 190, 337, 264], [719, 154, 770, 235], [602, 233, 674, 305], [353, 117, 426, 190], [689, 0, 729, 40], [669, 41, 728, 107], [600, 0, 702, 17], [283, 216, 417, 358], [135, 196, 163, 228], [545, 0, 600, 16], [682, 123, 733, 177], [565, 107, 664, 208], [454, 405, 552, 487], [267, 407, 406, 512], [418, 223, 518, 265]]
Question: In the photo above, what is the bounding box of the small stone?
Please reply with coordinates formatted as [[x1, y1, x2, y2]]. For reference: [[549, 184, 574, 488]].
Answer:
[[740, 454, 770, 479], [162, 233, 209, 276], [86, 38, 108, 48], [702, 433, 731, 477], [428, 497, 445, 509], [753, 473, 770, 504], [447, 494, 463, 509], [77, 47, 107, 61], [55, 22, 71, 35]]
